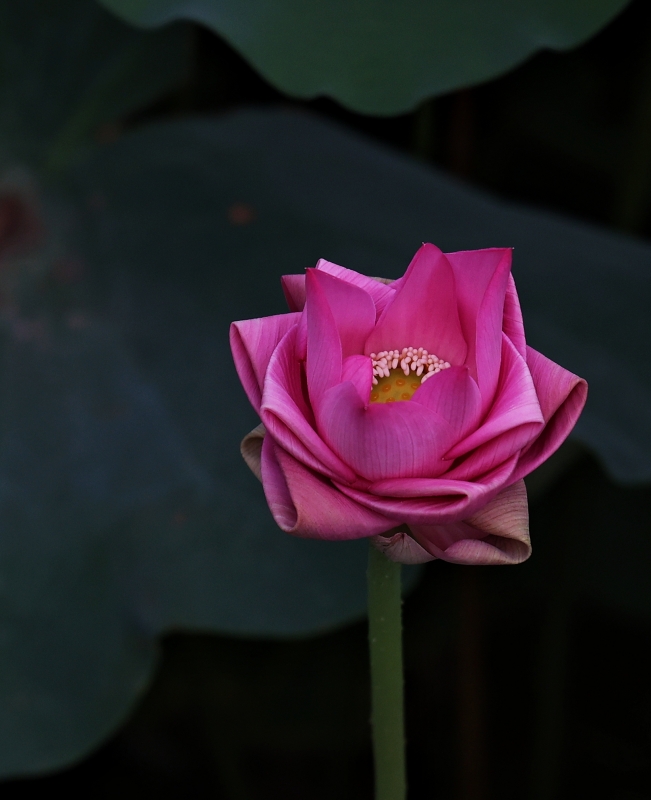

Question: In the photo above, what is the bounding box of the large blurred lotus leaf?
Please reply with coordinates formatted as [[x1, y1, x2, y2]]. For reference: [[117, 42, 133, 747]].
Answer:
[[520, 456, 651, 620], [97, 0, 631, 114], [0, 0, 189, 171], [72, 109, 650, 484], [0, 204, 399, 776], [3, 106, 651, 776]]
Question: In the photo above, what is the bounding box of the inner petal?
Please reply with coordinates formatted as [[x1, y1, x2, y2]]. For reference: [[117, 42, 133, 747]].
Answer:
[[369, 347, 451, 403]]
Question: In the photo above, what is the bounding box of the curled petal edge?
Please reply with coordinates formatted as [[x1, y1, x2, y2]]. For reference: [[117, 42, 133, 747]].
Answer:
[[243, 426, 530, 566], [371, 529, 437, 564], [241, 423, 266, 481], [412, 479, 531, 565], [373, 480, 530, 565], [261, 437, 396, 539]]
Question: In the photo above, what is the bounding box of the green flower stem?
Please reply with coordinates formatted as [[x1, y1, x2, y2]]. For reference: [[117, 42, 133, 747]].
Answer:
[[367, 543, 407, 800]]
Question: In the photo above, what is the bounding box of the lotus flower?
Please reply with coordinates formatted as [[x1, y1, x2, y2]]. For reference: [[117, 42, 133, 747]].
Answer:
[[230, 244, 587, 565]]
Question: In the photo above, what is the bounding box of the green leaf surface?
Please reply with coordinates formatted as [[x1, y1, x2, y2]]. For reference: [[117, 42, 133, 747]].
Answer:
[[82, 109, 651, 484], [0, 250, 387, 774], [97, 0, 632, 114], [4, 106, 651, 776], [0, 0, 189, 172]]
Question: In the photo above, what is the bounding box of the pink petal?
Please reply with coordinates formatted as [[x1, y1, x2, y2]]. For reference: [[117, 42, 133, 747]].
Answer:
[[369, 453, 516, 499], [281, 274, 306, 311], [411, 366, 482, 441], [305, 269, 343, 410], [284, 260, 389, 314], [469, 250, 513, 413], [261, 326, 357, 483], [240, 423, 265, 481], [260, 436, 397, 540], [364, 243, 468, 365], [444, 425, 539, 481], [334, 454, 519, 525], [315, 258, 395, 318], [503, 274, 526, 357], [366, 477, 478, 500], [526, 347, 587, 423], [446, 334, 543, 459], [510, 347, 588, 482], [342, 354, 374, 404], [307, 268, 376, 358], [317, 379, 459, 481], [410, 479, 530, 565], [230, 312, 301, 412], [371, 529, 436, 564], [447, 248, 512, 393], [295, 308, 308, 360], [446, 247, 511, 310]]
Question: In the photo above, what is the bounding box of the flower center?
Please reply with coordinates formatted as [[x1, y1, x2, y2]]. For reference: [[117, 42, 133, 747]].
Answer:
[[369, 348, 450, 403]]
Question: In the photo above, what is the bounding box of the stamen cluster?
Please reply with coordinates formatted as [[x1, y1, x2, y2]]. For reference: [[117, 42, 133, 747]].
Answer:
[[370, 347, 451, 386]]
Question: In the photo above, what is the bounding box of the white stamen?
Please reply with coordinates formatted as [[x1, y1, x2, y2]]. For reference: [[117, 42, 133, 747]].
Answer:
[[370, 346, 451, 394]]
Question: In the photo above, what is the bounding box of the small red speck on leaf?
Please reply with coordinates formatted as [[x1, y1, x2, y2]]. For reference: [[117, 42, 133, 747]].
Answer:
[[228, 202, 256, 226], [0, 193, 45, 264]]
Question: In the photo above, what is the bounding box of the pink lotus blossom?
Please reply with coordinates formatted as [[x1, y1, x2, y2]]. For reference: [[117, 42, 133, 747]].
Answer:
[[230, 244, 587, 565]]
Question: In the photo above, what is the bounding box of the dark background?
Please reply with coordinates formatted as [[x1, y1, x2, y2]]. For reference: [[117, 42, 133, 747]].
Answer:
[[5, 0, 651, 797]]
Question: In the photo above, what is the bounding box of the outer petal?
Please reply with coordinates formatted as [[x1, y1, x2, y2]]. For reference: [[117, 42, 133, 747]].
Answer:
[[240, 423, 266, 481], [335, 454, 519, 525], [454, 250, 512, 415], [510, 347, 588, 482], [307, 268, 376, 358], [503, 273, 527, 357], [261, 326, 358, 483], [447, 248, 512, 399], [364, 243, 468, 365], [230, 313, 301, 412], [261, 436, 397, 540], [410, 480, 530, 565], [474, 252, 514, 413], [446, 334, 543, 459], [305, 269, 343, 410], [444, 424, 540, 482], [317, 380, 459, 481], [371, 529, 436, 564], [315, 258, 395, 317], [281, 273, 306, 311], [446, 248, 511, 327]]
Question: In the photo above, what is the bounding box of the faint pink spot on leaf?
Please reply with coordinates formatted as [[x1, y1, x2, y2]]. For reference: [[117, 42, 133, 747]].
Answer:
[[228, 202, 256, 226]]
